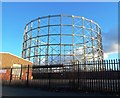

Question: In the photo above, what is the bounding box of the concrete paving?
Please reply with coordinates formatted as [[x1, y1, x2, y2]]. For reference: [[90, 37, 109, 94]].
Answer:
[[2, 85, 118, 96]]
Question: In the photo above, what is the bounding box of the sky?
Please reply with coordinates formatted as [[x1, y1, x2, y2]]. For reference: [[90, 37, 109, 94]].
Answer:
[[1, 2, 119, 60], [1, 0, 119, 2]]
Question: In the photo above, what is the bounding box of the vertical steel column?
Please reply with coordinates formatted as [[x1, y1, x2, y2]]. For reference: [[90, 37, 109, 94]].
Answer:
[[82, 17, 86, 70], [96, 25, 100, 61], [38, 18, 41, 65], [100, 29, 104, 60], [22, 29, 26, 58], [90, 20, 95, 69], [99, 28, 104, 69], [29, 22, 33, 61], [46, 16, 50, 65], [72, 15, 75, 69], [64, 45, 65, 64], [25, 25, 28, 59], [60, 15, 62, 64], [23, 25, 28, 59], [35, 18, 40, 65], [51, 48, 53, 64]]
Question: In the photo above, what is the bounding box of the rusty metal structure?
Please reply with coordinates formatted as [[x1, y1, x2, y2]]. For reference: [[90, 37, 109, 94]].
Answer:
[[22, 14, 103, 70]]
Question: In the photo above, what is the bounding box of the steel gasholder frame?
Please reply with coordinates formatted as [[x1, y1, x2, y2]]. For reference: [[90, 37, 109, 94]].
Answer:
[[22, 14, 104, 70]]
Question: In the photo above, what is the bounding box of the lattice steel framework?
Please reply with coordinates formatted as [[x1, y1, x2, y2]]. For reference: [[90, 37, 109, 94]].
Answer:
[[22, 14, 104, 69]]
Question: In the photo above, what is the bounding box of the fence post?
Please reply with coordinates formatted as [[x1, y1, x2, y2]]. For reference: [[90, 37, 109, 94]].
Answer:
[[26, 65, 29, 86], [48, 67, 51, 89], [73, 62, 75, 89], [77, 61, 79, 89], [9, 67, 13, 85], [118, 59, 120, 93], [20, 64, 22, 80]]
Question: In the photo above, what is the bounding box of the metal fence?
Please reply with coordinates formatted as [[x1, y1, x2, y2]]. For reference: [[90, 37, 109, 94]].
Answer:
[[2, 59, 120, 94]]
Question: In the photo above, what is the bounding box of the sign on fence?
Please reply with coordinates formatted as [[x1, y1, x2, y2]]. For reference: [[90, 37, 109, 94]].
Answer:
[[12, 64, 21, 78], [0, 69, 6, 73]]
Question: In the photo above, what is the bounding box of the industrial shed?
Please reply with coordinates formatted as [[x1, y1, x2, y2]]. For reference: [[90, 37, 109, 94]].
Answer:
[[0, 52, 33, 80]]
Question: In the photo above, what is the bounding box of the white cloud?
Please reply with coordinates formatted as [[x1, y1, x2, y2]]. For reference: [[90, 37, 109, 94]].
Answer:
[[105, 43, 119, 54], [102, 26, 119, 60], [103, 43, 119, 59], [103, 27, 118, 53], [104, 53, 109, 59]]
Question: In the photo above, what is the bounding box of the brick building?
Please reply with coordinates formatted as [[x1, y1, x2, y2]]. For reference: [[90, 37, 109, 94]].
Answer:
[[0, 52, 33, 81]]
